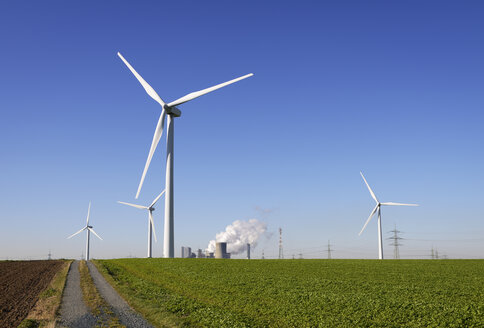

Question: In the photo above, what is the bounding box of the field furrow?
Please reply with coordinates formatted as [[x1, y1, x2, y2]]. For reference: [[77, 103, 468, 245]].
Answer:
[[0, 260, 64, 328]]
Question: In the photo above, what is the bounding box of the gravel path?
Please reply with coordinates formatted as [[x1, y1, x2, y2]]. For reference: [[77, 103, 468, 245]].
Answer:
[[87, 261, 153, 328], [57, 261, 97, 328]]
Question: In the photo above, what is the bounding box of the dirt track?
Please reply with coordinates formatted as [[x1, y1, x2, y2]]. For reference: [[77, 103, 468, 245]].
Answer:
[[0, 260, 64, 328], [57, 260, 97, 328]]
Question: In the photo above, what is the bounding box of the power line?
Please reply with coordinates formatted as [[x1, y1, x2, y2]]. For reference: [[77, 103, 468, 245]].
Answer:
[[431, 247, 444, 259], [387, 224, 404, 259], [327, 240, 333, 259], [408, 238, 484, 242]]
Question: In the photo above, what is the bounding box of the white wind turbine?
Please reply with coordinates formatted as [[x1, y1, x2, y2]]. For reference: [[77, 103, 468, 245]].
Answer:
[[67, 202, 103, 261], [359, 172, 418, 259], [118, 190, 165, 258], [117, 52, 253, 258]]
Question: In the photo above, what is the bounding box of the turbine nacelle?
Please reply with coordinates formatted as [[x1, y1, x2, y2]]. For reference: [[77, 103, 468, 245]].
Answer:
[[164, 105, 181, 117]]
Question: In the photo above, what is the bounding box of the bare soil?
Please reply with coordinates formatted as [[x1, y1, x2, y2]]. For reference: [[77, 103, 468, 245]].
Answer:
[[0, 260, 64, 328]]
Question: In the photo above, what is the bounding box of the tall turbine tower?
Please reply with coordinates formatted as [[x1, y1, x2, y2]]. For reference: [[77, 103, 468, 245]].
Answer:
[[117, 52, 253, 258], [118, 190, 165, 258], [67, 202, 103, 261], [278, 228, 284, 259], [359, 172, 418, 259]]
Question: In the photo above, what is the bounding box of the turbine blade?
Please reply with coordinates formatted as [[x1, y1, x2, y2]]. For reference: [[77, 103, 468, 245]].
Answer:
[[149, 210, 157, 243], [150, 189, 166, 208], [88, 228, 103, 240], [86, 202, 91, 226], [381, 202, 419, 206], [136, 110, 166, 199], [360, 172, 379, 203], [67, 227, 86, 239], [167, 73, 253, 107], [117, 201, 149, 210], [359, 204, 379, 235], [117, 52, 166, 107]]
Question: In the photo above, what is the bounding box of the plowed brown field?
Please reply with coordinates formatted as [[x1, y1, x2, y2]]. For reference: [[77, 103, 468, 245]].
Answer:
[[0, 260, 64, 328]]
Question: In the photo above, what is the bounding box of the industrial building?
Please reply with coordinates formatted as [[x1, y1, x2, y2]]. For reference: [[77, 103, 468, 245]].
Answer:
[[181, 246, 195, 258], [215, 242, 231, 259]]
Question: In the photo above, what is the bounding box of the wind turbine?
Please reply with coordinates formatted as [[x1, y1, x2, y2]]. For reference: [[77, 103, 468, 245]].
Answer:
[[117, 52, 253, 258], [118, 190, 165, 258], [67, 202, 103, 261], [359, 172, 418, 259]]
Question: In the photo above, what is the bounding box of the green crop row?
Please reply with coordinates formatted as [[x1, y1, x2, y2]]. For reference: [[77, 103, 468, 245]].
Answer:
[[94, 259, 484, 327]]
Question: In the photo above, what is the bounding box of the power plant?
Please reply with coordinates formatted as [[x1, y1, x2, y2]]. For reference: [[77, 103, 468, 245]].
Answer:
[[205, 219, 267, 260], [180, 242, 251, 259], [215, 242, 231, 259]]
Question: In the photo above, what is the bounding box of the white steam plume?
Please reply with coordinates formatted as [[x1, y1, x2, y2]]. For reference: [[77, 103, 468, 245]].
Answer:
[[207, 219, 267, 255]]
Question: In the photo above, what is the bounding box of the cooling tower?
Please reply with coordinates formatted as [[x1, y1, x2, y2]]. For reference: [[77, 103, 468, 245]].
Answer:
[[215, 242, 227, 259]]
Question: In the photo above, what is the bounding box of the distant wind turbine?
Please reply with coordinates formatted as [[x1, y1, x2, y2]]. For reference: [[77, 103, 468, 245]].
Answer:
[[359, 172, 418, 259], [118, 190, 165, 258], [117, 52, 253, 258], [67, 202, 102, 261]]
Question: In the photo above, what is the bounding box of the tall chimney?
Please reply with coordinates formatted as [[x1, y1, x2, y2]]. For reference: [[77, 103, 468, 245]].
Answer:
[[247, 243, 251, 259]]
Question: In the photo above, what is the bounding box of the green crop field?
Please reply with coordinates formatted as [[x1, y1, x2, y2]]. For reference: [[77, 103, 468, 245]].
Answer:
[[94, 259, 484, 327]]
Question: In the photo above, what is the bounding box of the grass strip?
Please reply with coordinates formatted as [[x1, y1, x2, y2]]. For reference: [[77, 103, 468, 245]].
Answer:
[[18, 260, 72, 328], [92, 259, 185, 328], [79, 260, 126, 328]]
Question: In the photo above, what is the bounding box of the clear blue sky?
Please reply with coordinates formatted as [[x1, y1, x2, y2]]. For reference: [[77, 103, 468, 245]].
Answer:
[[1, 1, 483, 260]]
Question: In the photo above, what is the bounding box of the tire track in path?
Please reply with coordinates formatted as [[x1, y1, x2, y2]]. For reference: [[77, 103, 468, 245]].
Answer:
[[87, 261, 153, 328], [57, 261, 97, 328]]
